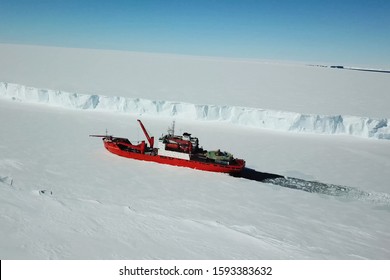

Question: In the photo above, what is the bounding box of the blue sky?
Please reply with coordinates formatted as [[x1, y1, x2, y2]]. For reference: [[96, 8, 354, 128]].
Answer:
[[1, 0, 389, 66]]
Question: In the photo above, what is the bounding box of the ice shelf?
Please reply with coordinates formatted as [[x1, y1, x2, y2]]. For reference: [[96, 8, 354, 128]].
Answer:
[[1, 82, 388, 140]]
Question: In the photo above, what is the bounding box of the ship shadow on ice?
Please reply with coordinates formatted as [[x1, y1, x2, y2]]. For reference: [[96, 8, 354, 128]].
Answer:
[[230, 168, 284, 182], [232, 168, 390, 207]]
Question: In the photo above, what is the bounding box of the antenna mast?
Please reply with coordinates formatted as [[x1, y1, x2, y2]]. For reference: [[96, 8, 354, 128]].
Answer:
[[168, 120, 175, 135]]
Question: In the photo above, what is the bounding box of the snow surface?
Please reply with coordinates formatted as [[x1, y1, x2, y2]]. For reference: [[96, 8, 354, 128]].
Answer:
[[1, 45, 390, 259]]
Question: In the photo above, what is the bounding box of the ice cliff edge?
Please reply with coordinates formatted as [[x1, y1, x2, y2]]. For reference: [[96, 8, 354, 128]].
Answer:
[[1, 82, 388, 140]]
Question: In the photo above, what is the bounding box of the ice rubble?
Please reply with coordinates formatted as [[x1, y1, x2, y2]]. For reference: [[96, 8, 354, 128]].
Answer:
[[1, 82, 389, 140]]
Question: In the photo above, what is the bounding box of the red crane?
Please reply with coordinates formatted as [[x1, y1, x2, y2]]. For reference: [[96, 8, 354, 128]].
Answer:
[[137, 119, 154, 149]]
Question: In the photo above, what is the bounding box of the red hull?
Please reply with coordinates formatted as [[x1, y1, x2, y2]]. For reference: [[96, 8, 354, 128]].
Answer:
[[104, 141, 245, 174]]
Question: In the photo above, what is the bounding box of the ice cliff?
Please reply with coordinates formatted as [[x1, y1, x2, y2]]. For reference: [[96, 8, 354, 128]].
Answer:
[[1, 82, 389, 140]]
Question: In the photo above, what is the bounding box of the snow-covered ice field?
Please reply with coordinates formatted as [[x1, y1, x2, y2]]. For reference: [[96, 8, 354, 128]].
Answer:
[[0, 44, 390, 259]]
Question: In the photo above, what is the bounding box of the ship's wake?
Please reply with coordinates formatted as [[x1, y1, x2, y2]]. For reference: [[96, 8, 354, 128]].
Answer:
[[232, 168, 390, 207]]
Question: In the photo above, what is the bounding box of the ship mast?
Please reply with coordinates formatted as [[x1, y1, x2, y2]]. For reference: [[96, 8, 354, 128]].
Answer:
[[168, 120, 175, 136]]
